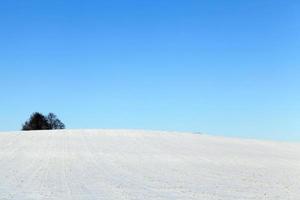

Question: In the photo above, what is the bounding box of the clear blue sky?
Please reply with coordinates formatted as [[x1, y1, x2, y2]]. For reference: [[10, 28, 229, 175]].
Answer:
[[0, 0, 299, 140]]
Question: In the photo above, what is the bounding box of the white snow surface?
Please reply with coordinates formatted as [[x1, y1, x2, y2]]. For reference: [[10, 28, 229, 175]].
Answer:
[[0, 129, 300, 200]]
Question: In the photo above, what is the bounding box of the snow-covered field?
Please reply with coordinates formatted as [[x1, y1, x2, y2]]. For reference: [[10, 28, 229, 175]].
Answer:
[[0, 130, 300, 200]]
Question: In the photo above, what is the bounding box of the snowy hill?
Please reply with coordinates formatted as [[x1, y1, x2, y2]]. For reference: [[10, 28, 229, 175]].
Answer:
[[0, 130, 300, 200]]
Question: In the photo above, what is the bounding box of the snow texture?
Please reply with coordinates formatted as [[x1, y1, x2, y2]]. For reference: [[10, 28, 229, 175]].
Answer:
[[0, 129, 300, 200]]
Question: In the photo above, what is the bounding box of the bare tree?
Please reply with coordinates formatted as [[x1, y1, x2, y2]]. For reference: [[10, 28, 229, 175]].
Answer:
[[47, 113, 65, 129]]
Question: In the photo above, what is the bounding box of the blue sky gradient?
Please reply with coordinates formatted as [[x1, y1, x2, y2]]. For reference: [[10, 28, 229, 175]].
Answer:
[[0, 0, 299, 140]]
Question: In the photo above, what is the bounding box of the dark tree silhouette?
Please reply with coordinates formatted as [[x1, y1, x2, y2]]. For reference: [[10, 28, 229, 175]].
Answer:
[[22, 112, 50, 131], [47, 113, 65, 129], [22, 112, 65, 131]]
